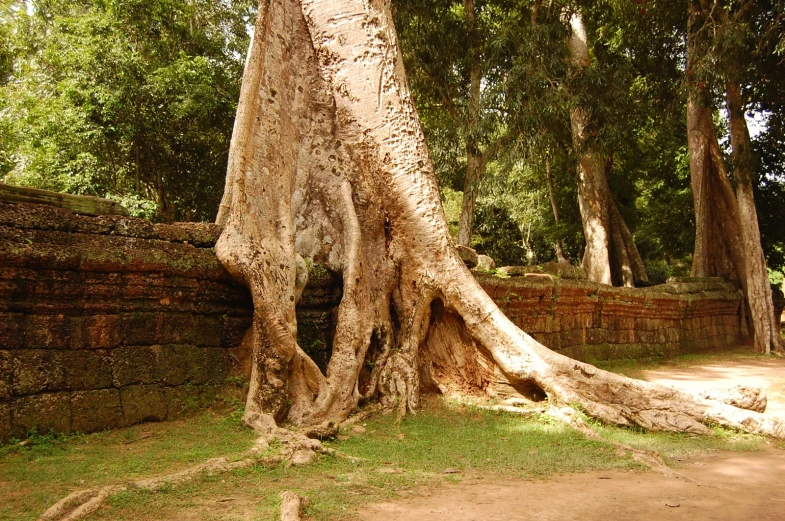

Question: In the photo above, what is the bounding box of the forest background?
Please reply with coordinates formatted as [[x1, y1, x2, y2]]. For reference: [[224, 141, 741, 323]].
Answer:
[[1, 0, 783, 288]]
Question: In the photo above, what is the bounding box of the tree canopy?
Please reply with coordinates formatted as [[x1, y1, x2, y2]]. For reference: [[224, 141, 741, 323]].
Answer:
[[0, 0, 256, 221], [1, 0, 784, 283]]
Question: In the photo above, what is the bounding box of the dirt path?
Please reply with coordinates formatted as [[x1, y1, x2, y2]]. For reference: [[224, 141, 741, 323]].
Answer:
[[360, 357, 785, 521], [643, 357, 785, 416]]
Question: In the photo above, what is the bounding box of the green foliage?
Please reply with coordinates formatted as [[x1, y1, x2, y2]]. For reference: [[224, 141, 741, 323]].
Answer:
[[394, 0, 711, 272], [472, 158, 583, 265], [769, 267, 784, 287], [0, 428, 72, 458], [0, 0, 256, 221]]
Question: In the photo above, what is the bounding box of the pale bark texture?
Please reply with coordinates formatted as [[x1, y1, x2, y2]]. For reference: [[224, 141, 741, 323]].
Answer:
[[215, 0, 785, 439], [686, 1, 781, 354], [279, 491, 308, 521], [567, 13, 648, 288]]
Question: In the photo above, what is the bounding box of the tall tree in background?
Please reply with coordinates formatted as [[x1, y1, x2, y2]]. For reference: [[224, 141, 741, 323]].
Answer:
[[0, 0, 256, 221], [394, 0, 516, 247], [686, 0, 782, 354], [566, 10, 647, 286]]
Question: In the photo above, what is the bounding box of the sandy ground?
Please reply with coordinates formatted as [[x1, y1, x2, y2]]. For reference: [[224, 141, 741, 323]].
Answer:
[[360, 358, 785, 521]]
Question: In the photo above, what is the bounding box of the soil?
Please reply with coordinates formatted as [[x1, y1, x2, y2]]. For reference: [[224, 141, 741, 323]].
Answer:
[[360, 357, 785, 521]]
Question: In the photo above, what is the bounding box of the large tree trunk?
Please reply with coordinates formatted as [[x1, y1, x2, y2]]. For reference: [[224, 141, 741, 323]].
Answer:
[[726, 81, 781, 354], [686, 2, 781, 354], [567, 13, 647, 288], [215, 0, 785, 439]]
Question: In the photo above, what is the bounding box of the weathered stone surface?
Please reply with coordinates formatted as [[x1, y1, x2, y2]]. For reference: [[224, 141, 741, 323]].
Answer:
[[297, 309, 335, 372], [62, 350, 113, 390], [0, 402, 10, 441], [193, 315, 224, 347], [12, 350, 65, 395], [476, 273, 744, 361], [120, 384, 166, 427], [456, 245, 479, 268], [12, 393, 71, 437], [0, 202, 749, 440], [157, 344, 198, 386], [120, 313, 161, 346], [154, 222, 223, 247], [222, 316, 253, 348], [82, 315, 122, 349], [24, 314, 74, 349], [71, 389, 122, 432], [111, 346, 160, 387], [0, 350, 11, 400], [475, 254, 495, 271], [200, 348, 231, 384], [497, 262, 586, 280], [0, 313, 24, 349]]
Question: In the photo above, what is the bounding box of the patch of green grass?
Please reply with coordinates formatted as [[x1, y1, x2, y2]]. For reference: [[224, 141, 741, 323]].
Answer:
[[0, 408, 256, 521], [328, 399, 634, 478], [591, 348, 769, 379], [1, 396, 774, 521], [60, 400, 642, 521], [593, 423, 772, 462]]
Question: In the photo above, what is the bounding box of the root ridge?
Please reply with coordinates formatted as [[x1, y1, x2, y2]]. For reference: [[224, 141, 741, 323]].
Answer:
[[37, 413, 337, 521], [546, 406, 714, 486]]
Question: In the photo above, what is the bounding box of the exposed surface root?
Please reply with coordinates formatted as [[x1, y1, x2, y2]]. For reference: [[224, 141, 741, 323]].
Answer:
[[279, 491, 309, 521], [545, 406, 702, 483], [339, 404, 383, 428], [476, 404, 547, 417], [37, 418, 334, 521], [698, 385, 767, 413], [37, 457, 258, 521]]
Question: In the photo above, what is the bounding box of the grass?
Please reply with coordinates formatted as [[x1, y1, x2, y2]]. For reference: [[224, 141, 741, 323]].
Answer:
[[0, 404, 256, 521], [2, 349, 783, 520], [1, 392, 778, 521], [590, 347, 771, 379]]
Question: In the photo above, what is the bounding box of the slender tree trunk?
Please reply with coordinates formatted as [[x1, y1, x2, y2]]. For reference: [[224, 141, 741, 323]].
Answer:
[[567, 13, 646, 287], [568, 12, 611, 284], [457, 146, 484, 247], [545, 157, 569, 264], [215, 0, 785, 439], [456, 0, 483, 247]]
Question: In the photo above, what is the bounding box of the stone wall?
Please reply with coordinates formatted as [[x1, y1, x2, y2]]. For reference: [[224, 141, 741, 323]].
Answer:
[[478, 274, 744, 361], [0, 202, 340, 441], [0, 202, 746, 440]]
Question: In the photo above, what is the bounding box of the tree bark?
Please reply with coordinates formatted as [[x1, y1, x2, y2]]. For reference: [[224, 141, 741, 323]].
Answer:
[[567, 13, 647, 287], [727, 81, 781, 353], [215, 0, 785, 439], [456, 0, 483, 247], [686, 1, 781, 353]]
